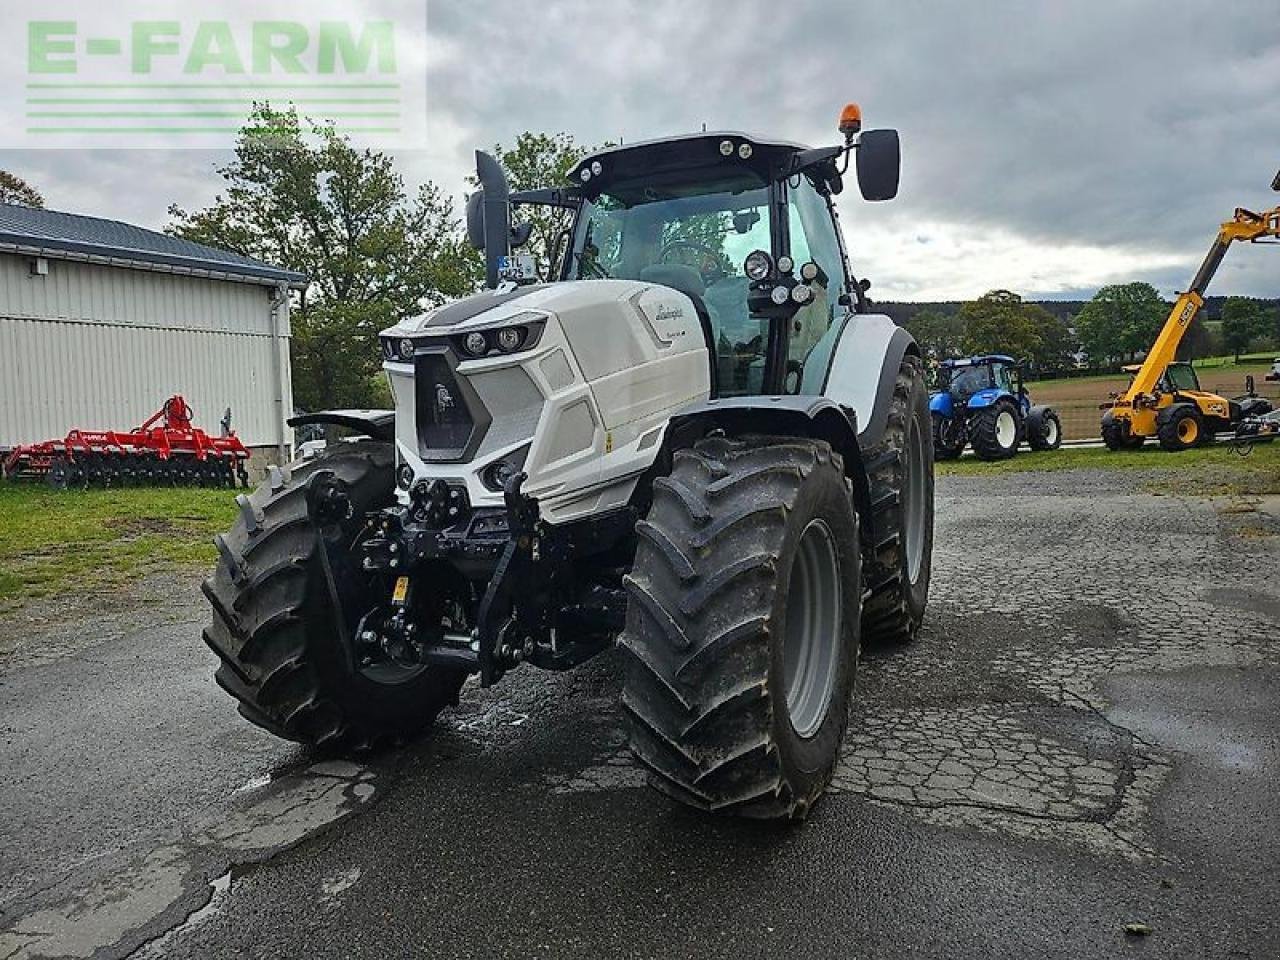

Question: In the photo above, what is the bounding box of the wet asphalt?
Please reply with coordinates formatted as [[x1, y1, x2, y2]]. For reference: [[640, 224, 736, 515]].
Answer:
[[1, 470, 1278, 959]]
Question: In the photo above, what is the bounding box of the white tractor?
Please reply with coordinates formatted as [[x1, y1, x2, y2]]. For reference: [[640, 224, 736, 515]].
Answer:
[[203, 105, 934, 819]]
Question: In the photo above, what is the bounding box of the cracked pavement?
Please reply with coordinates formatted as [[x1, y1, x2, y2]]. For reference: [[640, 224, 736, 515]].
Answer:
[[1, 469, 1277, 959]]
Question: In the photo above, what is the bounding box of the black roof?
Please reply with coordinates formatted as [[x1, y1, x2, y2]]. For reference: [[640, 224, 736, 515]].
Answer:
[[0, 203, 307, 287], [567, 131, 817, 201]]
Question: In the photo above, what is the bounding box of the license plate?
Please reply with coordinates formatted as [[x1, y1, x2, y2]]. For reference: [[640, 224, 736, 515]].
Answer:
[[391, 576, 410, 605]]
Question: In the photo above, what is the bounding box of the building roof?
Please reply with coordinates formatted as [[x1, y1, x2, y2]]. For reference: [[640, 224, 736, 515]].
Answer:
[[0, 203, 307, 287]]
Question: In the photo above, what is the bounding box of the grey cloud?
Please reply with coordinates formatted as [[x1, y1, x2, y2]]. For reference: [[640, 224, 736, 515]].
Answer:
[[3, 0, 1278, 298]]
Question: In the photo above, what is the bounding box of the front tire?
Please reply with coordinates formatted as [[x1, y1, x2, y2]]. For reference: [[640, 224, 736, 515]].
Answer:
[[1157, 405, 1203, 452], [1026, 407, 1062, 451], [931, 413, 964, 460], [620, 435, 860, 819], [202, 442, 467, 750], [970, 400, 1021, 460]]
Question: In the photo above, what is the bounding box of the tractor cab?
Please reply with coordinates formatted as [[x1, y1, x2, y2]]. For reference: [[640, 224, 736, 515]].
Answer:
[[1121, 360, 1203, 399], [934, 355, 1025, 410], [468, 118, 901, 400]]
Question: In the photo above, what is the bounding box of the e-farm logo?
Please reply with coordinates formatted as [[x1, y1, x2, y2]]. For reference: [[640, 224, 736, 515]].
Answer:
[[14, 3, 427, 149]]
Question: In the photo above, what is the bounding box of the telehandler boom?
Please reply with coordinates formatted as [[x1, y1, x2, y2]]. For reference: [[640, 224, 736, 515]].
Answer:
[[1101, 177, 1280, 451]]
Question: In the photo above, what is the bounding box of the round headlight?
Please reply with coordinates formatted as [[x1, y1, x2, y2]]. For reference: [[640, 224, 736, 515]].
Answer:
[[800, 261, 819, 282], [496, 326, 525, 352], [579, 167, 592, 182], [396, 462, 415, 489], [738, 143, 753, 159], [791, 284, 813, 304], [770, 285, 790, 306], [590, 160, 603, 176], [463, 331, 489, 357], [743, 249, 773, 282], [484, 459, 519, 493], [777, 255, 794, 274], [398, 338, 415, 360], [719, 139, 735, 157]]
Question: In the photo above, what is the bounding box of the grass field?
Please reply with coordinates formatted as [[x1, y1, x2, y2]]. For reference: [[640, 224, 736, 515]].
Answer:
[[1026, 358, 1279, 441], [2, 439, 1275, 612], [0, 484, 237, 612], [936, 440, 1280, 496]]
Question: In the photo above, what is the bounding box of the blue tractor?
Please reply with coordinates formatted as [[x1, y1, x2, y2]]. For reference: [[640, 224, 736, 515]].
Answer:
[[929, 355, 1062, 460]]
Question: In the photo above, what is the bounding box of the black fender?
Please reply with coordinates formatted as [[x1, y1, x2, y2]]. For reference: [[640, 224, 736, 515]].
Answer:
[[1155, 402, 1197, 429], [288, 409, 396, 443], [657, 395, 874, 535]]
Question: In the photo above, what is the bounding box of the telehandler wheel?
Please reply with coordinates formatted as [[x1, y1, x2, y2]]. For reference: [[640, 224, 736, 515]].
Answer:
[[864, 356, 934, 645], [620, 435, 860, 820], [1026, 407, 1062, 451], [931, 413, 963, 460], [970, 399, 1021, 460], [202, 441, 467, 750], [1157, 405, 1203, 452]]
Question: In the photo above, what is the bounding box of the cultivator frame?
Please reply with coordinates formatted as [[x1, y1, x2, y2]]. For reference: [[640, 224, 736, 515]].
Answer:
[[2, 396, 251, 489]]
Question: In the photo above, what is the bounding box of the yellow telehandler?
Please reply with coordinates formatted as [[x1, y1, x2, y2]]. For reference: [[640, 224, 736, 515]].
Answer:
[[1101, 174, 1280, 451]]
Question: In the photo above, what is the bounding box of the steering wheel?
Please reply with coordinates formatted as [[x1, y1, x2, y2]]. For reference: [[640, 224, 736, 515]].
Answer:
[[659, 238, 724, 284]]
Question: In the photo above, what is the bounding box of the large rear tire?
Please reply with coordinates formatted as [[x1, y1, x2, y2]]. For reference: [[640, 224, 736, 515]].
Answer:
[[970, 399, 1021, 460], [863, 357, 934, 645], [620, 435, 860, 820], [202, 442, 466, 750]]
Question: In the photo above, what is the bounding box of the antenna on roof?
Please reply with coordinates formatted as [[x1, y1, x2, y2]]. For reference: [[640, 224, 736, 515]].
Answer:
[[701, 122, 707, 132]]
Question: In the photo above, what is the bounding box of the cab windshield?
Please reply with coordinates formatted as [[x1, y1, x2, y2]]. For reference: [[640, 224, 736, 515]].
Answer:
[[570, 180, 772, 394], [1165, 364, 1201, 392]]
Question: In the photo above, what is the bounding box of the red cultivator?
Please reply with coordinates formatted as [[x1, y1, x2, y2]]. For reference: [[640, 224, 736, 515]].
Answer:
[[2, 396, 251, 489]]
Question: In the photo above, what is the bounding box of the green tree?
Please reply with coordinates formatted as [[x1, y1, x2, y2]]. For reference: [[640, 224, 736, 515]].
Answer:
[[0, 171, 44, 207], [1025, 305, 1079, 375], [1075, 282, 1168, 368], [905, 308, 965, 359], [169, 105, 477, 410], [958, 290, 1043, 361], [476, 132, 594, 278], [1220, 296, 1269, 361]]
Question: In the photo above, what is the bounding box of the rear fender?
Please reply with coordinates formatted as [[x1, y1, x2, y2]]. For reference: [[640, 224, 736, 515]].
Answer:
[[963, 388, 1007, 410], [820, 313, 919, 448], [659, 396, 874, 535]]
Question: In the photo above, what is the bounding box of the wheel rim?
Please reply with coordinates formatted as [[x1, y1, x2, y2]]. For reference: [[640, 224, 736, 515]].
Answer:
[[996, 410, 1017, 448], [1045, 418, 1059, 446], [904, 415, 927, 583], [1178, 417, 1198, 444], [782, 518, 842, 739]]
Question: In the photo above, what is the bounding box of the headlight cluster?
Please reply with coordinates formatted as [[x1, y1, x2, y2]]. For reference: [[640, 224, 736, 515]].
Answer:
[[451, 313, 546, 360], [742, 250, 825, 309], [382, 336, 418, 361], [382, 313, 546, 363]]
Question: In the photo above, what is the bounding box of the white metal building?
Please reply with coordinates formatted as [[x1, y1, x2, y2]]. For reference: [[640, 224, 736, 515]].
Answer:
[[0, 203, 306, 461]]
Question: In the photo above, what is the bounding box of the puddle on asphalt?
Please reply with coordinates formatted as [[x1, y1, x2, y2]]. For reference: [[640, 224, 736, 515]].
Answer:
[[0, 762, 377, 960]]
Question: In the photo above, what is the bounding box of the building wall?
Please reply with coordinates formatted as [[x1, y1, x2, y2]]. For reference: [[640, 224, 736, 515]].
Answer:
[[0, 253, 292, 450]]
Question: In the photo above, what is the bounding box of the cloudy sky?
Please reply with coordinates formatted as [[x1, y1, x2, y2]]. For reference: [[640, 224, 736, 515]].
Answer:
[[3, 0, 1278, 301]]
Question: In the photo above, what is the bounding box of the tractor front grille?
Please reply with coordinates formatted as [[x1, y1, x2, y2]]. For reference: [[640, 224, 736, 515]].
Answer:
[[414, 350, 491, 462]]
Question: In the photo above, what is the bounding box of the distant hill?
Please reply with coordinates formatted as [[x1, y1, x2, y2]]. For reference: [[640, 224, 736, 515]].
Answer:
[[875, 297, 1279, 327]]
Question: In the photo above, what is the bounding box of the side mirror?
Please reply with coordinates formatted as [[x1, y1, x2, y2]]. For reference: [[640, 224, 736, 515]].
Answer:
[[465, 191, 485, 250], [510, 221, 534, 248], [856, 129, 900, 202]]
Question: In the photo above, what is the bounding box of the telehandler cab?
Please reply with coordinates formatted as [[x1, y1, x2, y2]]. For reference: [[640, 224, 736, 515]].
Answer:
[[1101, 175, 1280, 451], [202, 105, 935, 819]]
